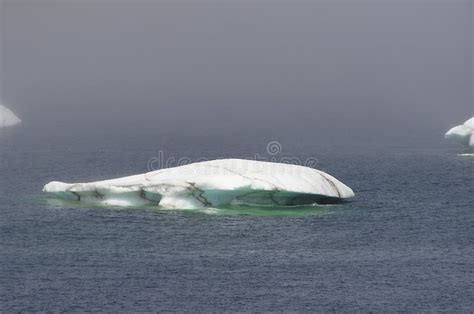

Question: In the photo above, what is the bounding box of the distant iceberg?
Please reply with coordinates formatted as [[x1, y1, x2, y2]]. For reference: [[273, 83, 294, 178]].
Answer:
[[0, 104, 21, 128], [445, 117, 474, 153], [43, 159, 355, 209]]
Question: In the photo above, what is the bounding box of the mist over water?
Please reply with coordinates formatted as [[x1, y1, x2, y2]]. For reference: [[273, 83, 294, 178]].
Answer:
[[1, 0, 472, 147]]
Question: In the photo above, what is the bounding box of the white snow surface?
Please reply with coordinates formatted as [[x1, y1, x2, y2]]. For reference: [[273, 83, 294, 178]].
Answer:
[[445, 117, 474, 151], [0, 104, 21, 128], [43, 159, 355, 209]]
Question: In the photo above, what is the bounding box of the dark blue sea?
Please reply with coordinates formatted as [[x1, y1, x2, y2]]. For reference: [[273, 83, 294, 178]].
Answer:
[[1, 130, 473, 312]]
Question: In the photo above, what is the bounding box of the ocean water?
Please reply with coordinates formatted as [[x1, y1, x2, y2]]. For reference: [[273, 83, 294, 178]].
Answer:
[[1, 132, 473, 312]]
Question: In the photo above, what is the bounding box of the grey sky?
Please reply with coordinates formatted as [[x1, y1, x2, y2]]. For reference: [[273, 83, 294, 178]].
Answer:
[[0, 0, 472, 145]]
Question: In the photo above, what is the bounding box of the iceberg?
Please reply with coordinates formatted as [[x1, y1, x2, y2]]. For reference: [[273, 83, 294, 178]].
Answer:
[[445, 117, 474, 153], [43, 159, 355, 209], [0, 104, 21, 128]]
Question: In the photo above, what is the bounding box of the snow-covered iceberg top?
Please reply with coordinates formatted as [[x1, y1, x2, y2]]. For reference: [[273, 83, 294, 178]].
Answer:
[[0, 104, 21, 128], [43, 159, 355, 209], [445, 117, 474, 152]]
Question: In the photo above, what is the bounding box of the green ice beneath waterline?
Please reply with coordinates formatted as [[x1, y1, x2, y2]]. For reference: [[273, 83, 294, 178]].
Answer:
[[43, 197, 338, 217]]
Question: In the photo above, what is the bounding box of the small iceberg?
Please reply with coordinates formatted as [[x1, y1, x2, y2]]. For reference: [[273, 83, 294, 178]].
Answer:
[[43, 159, 355, 209], [445, 117, 474, 154], [0, 104, 21, 128]]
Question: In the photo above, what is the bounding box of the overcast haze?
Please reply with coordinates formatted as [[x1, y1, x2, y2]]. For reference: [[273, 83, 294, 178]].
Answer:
[[0, 0, 472, 145]]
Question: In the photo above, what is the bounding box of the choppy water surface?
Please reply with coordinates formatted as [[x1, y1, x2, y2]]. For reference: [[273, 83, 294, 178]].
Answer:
[[1, 133, 473, 311]]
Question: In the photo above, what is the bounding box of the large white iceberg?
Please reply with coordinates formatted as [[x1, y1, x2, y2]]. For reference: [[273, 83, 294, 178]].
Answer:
[[43, 159, 355, 209], [445, 117, 474, 153], [0, 104, 21, 128]]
